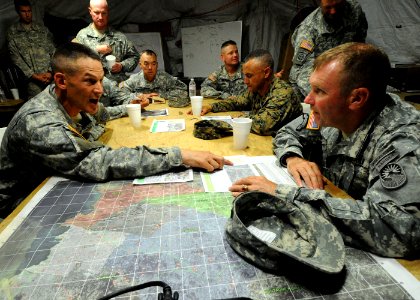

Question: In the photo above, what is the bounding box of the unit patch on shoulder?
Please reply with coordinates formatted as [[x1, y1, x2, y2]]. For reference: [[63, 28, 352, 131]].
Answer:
[[299, 39, 314, 52], [380, 163, 407, 190], [208, 74, 217, 81]]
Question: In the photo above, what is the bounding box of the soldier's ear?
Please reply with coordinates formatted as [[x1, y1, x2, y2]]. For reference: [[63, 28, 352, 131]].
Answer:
[[348, 87, 369, 111], [54, 73, 66, 89]]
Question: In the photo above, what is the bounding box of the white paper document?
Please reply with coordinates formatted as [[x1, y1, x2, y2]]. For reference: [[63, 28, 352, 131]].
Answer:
[[200, 155, 297, 192], [150, 119, 185, 132], [133, 168, 193, 185], [201, 115, 232, 125]]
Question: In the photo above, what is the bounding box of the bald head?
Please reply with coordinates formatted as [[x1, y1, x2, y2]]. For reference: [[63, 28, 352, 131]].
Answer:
[[89, 0, 109, 30]]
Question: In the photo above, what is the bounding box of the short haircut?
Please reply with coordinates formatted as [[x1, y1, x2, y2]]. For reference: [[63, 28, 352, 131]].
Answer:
[[244, 49, 274, 70], [313, 42, 390, 98], [221, 40, 237, 49], [14, 0, 31, 12], [140, 49, 157, 58], [51, 42, 101, 75]]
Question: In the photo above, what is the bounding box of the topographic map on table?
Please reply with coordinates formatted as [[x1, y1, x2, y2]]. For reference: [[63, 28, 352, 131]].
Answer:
[[0, 167, 419, 299]]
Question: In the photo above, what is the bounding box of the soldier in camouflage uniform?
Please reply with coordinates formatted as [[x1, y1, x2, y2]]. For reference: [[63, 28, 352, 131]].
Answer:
[[75, 0, 139, 83], [230, 43, 420, 258], [101, 76, 150, 120], [7, 0, 55, 99], [289, 0, 367, 100], [120, 49, 188, 102], [197, 49, 302, 136], [0, 42, 230, 219], [200, 40, 247, 100]]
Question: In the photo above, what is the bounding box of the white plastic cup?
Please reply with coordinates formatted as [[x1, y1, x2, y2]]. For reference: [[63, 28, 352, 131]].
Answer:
[[232, 117, 253, 150], [190, 96, 203, 116], [126, 103, 141, 128], [10, 88, 19, 100], [105, 55, 116, 70]]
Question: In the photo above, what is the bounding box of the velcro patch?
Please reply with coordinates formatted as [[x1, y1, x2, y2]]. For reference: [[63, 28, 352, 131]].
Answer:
[[300, 39, 314, 52], [380, 163, 407, 190], [306, 110, 319, 130], [208, 74, 216, 81]]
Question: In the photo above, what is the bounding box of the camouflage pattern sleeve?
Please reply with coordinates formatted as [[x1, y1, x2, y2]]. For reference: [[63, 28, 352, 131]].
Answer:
[[116, 34, 140, 73], [249, 79, 302, 136], [7, 22, 55, 79], [102, 77, 133, 106], [211, 91, 251, 112], [120, 72, 141, 94], [158, 73, 188, 100], [200, 71, 224, 99], [289, 25, 316, 97], [272, 96, 420, 257]]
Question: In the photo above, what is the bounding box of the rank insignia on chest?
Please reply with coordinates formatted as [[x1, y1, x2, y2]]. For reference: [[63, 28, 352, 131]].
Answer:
[[306, 110, 319, 130], [380, 163, 407, 190]]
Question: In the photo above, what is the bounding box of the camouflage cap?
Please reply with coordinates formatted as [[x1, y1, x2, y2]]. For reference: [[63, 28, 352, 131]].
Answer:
[[225, 191, 345, 274], [167, 96, 190, 108], [193, 120, 233, 140]]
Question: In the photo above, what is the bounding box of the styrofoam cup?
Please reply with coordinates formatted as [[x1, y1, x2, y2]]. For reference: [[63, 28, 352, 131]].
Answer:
[[126, 104, 141, 128], [10, 88, 19, 100], [232, 117, 252, 150], [190, 96, 203, 116], [105, 55, 116, 70]]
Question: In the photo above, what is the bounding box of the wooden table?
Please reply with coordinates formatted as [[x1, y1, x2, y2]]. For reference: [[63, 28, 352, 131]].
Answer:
[[100, 98, 272, 157], [2, 98, 419, 280]]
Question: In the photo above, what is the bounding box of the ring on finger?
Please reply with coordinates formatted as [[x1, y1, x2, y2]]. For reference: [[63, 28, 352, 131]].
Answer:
[[241, 184, 248, 192]]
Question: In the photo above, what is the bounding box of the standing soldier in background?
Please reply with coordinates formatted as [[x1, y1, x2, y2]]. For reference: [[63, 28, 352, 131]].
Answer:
[[75, 0, 139, 83], [7, 0, 56, 99], [200, 40, 247, 100], [289, 0, 367, 100]]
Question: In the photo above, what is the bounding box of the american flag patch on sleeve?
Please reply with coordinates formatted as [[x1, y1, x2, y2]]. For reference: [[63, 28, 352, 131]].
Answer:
[[300, 39, 314, 52], [306, 110, 319, 130]]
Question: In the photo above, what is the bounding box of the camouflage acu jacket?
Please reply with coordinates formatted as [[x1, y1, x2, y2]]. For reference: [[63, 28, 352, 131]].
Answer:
[[7, 21, 55, 79], [76, 23, 139, 83], [211, 77, 302, 136], [0, 85, 183, 218], [273, 93, 420, 258], [200, 64, 247, 99], [120, 70, 188, 100], [289, 0, 367, 98], [101, 77, 131, 120]]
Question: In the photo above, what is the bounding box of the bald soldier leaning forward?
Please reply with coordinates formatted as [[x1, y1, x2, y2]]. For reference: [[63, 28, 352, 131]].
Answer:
[[0, 42, 231, 219], [230, 43, 420, 258], [195, 49, 302, 136]]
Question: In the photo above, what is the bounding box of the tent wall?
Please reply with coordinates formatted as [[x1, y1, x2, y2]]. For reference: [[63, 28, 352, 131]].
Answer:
[[1, 0, 419, 76]]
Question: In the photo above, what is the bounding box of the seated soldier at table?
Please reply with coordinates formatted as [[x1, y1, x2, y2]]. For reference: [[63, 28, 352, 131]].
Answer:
[[193, 49, 302, 136], [100, 76, 149, 121], [120, 49, 188, 103], [0, 42, 231, 219], [200, 40, 247, 100], [229, 43, 420, 258]]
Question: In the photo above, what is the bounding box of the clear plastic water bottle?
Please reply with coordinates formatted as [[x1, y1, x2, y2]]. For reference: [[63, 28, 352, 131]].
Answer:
[[189, 78, 196, 97]]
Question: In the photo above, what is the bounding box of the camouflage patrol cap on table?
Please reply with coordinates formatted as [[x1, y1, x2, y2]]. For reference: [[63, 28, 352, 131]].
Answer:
[[193, 120, 233, 140], [225, 191, 345, 274], [167, 96, 190, 108]]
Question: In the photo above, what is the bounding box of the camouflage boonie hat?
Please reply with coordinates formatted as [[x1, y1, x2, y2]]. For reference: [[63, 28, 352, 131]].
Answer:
[[193, 120, 233, 140], [167, 96, 190, 108], [225, 191, 345, 274]]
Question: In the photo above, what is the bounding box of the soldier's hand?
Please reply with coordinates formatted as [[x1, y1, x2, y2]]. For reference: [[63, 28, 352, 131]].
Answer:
[[286, 156, 323, 189], [111, 62, 123, 73], [97, 44, 112, 55], [229, 176, 277, 197], [187, 104, 211, 116], [181, 150, 232, 172], [131, 98, 149, 108]]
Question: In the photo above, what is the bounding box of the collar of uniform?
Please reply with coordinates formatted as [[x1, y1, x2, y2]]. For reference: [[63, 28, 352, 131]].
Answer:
[[87, 23, 113, 38]]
